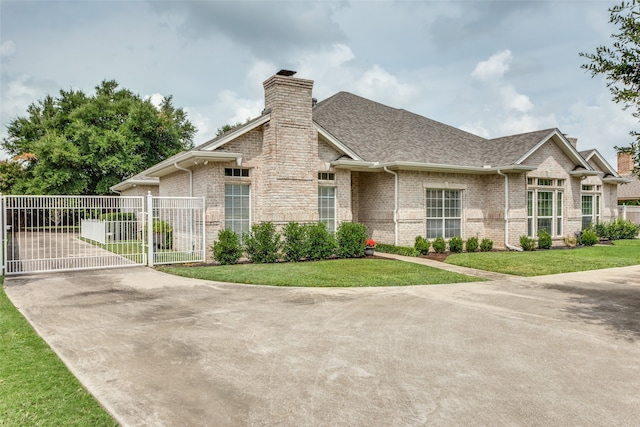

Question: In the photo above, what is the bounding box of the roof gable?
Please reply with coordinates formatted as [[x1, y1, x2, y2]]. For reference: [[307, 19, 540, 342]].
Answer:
[[512, 129, 592, 170], [580, 149, 619, 177]]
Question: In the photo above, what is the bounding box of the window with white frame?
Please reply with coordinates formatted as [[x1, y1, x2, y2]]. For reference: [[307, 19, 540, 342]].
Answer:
[[225, 184, 250, 238], [581, 187, 601, 230], [426, 189, 461, 239], [318, 186, 336, 233], [527, 179, 564, 237]]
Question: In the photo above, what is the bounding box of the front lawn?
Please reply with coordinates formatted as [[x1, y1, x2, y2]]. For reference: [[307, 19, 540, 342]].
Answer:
[[446, 239, 640, 276], [158, 258, 485, 287], [0, 279, 117, 426]]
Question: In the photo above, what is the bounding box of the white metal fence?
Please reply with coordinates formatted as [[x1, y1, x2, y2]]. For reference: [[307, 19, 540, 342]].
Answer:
[[1, 194, 205, 275]]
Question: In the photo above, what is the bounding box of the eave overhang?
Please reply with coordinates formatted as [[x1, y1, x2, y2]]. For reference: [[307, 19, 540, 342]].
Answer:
[[331, 160, 536, 174], [569, 170, 600, 178], [145, 151, 243, 178], [603, 176, 632, 184]]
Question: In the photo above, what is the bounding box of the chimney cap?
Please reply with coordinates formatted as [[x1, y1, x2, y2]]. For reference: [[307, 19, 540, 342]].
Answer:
[[276, 69, 297, 77]]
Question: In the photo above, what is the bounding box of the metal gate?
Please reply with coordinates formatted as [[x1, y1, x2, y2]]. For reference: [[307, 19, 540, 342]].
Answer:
[[1, 194, 205, 275]]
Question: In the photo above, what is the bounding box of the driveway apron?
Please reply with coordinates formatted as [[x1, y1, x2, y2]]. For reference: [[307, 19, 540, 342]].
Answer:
[[4, 266, 640, 426]]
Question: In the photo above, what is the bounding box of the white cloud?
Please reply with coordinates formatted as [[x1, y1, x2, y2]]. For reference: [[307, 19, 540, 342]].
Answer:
[[145, 93, 165, 109], [471, 49, 512, 81], [500, 85, 533, 113], [353, 64, 420, 107], [0, 40, 16, 58]]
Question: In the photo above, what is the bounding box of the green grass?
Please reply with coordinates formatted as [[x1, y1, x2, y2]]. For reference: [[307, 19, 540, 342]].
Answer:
[[446, 239, 640, 276], [158, 258, 485, 287], [0, 279, 118, 426]]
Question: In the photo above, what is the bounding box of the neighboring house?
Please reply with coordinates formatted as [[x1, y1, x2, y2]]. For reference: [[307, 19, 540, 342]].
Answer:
[[616, 151, 640, 204], [113, 70, 627, 253]]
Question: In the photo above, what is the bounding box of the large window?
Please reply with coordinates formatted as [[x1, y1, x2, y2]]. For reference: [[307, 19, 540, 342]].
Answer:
[[527, 179, 564, 237], [318, 187, 336, 233], [426, 189, 461, 239], [582, 194, 594, 230], [225, 184, 250, 237]]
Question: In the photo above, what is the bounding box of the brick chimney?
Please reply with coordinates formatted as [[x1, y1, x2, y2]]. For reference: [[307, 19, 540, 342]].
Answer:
[[617, 151, 635, 175], [256, 70, 319, 223]]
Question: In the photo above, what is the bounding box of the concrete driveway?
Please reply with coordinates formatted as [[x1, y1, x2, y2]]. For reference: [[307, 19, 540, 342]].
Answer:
[[4, 265, 640, 426]]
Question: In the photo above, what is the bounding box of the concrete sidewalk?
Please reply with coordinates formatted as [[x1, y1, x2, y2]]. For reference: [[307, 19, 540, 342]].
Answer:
[[5, 265, 640, 426], [375, 251, 515, 280]]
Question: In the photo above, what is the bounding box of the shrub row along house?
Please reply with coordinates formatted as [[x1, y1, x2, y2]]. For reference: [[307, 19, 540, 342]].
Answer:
[[112, 70, 627, 254]]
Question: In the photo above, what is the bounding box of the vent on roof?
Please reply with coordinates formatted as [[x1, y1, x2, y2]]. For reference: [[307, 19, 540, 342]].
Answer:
[[277, 69, 297, 76]]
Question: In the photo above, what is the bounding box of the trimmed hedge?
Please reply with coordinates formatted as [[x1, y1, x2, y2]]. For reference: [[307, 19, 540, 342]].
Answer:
[[336, 222, 367, 258], [375, 243, 420, 257], [212, 229, 243, 265]]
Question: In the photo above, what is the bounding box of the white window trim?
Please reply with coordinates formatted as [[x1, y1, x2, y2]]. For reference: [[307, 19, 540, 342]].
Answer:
[[425, 189, 463, 239], [527, 182, 564, 237], [318, 185, 337, 233]]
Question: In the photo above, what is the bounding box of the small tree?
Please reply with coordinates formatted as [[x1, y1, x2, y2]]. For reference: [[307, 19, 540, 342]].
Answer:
[[414, 236, 430, 255], [282, 222, 307, 262], [212, 229, 243, 265], [304, 222, 336, 260], [449, 236, 463, 253], [465, 236, 479, 252], [433, 237, 446, 254], [243, 222, 281, 263], [537, 229, 552, 250], [480, 238, 493, 252], [520, 235, 536, 251], [336, 222, 367, 258]]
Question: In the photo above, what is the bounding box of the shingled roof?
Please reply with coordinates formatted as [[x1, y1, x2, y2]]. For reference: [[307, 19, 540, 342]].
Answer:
[[313, 91, 567, 168]]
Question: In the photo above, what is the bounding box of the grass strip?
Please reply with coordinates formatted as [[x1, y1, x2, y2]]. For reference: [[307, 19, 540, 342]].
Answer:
[[159, 258, 484, 287], [446, 239, 640, 276], [0, 279, 117, 426]]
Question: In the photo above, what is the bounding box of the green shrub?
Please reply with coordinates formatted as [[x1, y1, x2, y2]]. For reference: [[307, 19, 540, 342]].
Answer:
[[375, 243, 420, 257], [243, 222, 281, 263], [537, 229, 552, 250], [580, 229, 599, 246], [520, 235, 536, 251], [480, 238, 493, 252], [601, 218, 640, 240], [212, 229, 243, 265], [147, 219, 173, 249], [336, 222, 367, 258], [449, 236, 463, 253], [100, 212, 136, 221], [433, 237, 446, 254], [304, 222, 336, 260], [282, 222, 307, 262], [465, 236, 478, 252], [414, 236, 430, 255]]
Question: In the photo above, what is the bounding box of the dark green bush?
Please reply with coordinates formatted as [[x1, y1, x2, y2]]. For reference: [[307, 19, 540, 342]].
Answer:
[[147, 219, 173, 249], [537, 229, 552, 249], [480, 238, 493, 252], [449, 236, 463, 253], [100, 212, 136, 221], [212, 229, 243, 265], [580, 229, 599, 246], [282, 222, 307, 262], [414, 236, 430, 255], [465, 236, 478, 252], [520, 235, 536, 251], [433, 237, 446, 254], [304, 222, 336, 260], [336, 222, 367, 258], [243, 222, 281, 263], [375, 243, 420, 257], [596, 218, 640, 240]]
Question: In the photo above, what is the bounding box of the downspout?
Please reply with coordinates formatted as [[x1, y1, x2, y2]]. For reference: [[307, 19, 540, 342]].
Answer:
[[383, 167, 399, 246], [497, 169, 523, 251], [174, 163, 193, 197]]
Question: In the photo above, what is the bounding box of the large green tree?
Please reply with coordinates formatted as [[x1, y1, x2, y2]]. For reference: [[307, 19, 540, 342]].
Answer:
[[581, 0, 640, 174], [2, 80, 196, 194]]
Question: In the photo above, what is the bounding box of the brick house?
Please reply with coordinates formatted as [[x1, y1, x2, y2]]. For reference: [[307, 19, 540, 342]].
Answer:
[[112, 70, 627, 251]]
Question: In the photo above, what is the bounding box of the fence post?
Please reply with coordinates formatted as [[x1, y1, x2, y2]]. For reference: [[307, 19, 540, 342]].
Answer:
[[147, 192, 154, 267], [201, 197, 206, 261], [623, 204, 627, 221]]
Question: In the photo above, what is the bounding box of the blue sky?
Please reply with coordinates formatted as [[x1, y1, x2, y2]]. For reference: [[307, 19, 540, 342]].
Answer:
[[1, 0, 636, 168]]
